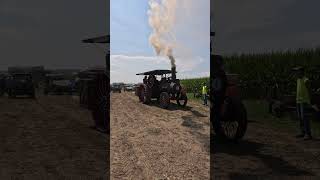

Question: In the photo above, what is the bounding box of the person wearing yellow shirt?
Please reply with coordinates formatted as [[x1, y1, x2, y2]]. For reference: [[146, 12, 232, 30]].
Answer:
[[202, 82, 208, 106], [294, 67, 312, 140]]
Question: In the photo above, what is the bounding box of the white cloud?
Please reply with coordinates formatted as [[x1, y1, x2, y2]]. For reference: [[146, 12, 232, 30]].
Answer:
[[110, 54, 208, 83]]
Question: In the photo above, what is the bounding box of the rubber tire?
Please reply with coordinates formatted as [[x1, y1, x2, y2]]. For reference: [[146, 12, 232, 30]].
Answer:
[[143, 86, 151, 104], [221, 97, 248, 141], [91, 74, 109, 134], [177, 94, 188, 107], [159, 92, 170, 109], [138, 86, 144, 102]]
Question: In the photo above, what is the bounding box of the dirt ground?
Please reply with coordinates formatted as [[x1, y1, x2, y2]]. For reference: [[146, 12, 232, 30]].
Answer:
[[0, 94, 108, 179], [213, 117, 320, 179], [110, 92, 210, 179], [3, 90, 318, 179]]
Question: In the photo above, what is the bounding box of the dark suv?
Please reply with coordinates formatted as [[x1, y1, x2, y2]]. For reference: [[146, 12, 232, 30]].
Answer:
[[6, 73, 35, 98]]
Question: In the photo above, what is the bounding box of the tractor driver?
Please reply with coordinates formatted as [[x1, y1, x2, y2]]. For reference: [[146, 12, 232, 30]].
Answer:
[[148, 75, 157, 86], [160, 75, 166, 83], [143, 76, 148, 84], [211, 55, 228, 135]]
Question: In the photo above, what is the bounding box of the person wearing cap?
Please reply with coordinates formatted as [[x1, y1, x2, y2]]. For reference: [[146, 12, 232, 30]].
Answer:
[[202, 82, 208, 105], [294, 67, 313, 140]]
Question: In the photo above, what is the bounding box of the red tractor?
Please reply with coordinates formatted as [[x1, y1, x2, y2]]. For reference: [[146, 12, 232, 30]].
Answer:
[[211, 32, 248, 141]]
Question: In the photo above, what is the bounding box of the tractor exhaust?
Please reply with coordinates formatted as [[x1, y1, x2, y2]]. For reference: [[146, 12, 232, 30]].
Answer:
[[168, 55, 176, 80]]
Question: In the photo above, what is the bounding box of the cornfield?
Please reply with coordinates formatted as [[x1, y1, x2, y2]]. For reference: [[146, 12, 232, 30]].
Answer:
[[180, 77, 209, 95], [223, 48, 320, 99]]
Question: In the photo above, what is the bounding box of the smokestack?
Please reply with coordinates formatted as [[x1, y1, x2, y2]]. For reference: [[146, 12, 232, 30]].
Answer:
[[169, 55, 176, 80]]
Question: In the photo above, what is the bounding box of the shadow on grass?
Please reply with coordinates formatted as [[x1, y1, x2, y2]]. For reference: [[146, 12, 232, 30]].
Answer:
[[148, 100, 208, 117], [211, 136, 314, 177]]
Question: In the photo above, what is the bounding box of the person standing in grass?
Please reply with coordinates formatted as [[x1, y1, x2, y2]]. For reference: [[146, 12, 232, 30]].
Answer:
[[202, 82, 208, 106], [294, 67, 313, 140]]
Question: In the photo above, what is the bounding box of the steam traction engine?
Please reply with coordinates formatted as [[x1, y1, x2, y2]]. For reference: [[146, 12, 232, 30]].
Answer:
[[136, 65, 188, 109]]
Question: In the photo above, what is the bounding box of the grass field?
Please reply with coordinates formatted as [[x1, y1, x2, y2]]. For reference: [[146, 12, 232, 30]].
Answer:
[[244, 100, 320, 137], [186, 93, 209, 105]]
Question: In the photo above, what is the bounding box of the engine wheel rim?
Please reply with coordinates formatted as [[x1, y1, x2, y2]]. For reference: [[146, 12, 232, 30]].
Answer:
[[221, 121, 239, 139], [178, 98, 186, 105]]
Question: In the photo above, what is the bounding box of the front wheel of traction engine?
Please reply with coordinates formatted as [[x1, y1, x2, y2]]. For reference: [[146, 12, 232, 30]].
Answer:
[[160, 92, 170, 109], [220, 97, 247, 141], [177, 93, 188, 107]]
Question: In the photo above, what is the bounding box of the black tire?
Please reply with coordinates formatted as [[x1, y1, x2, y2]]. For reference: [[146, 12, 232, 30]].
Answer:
[[143, 86, 151, 104], [138, 86, 144, 102], [177, 93, 188, 107], [221, 97, 248, 141], [159, 92, 170, 109], [92, 74, 109, 133]]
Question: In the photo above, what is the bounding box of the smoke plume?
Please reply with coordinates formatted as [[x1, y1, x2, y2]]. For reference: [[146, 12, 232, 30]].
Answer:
[[148, 0, 177, 68]]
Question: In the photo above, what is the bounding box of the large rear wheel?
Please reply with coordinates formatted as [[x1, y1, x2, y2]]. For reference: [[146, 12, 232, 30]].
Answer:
[[91, 74, 109, 134], [221, 97, 247, 141], [138, 86, 144, 102], [177, 93, 188, 107], [159, 92, 170, 109]]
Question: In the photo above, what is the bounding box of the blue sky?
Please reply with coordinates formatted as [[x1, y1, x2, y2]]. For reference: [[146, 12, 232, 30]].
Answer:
[[111, 0, 210, 83]]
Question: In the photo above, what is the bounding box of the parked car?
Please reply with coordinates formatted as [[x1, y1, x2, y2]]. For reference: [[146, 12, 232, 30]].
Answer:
[[44, 74, 75, 95], [124, 84, 134, 91], [111, 83, 122, 93], [5, 73, 35, 98]]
